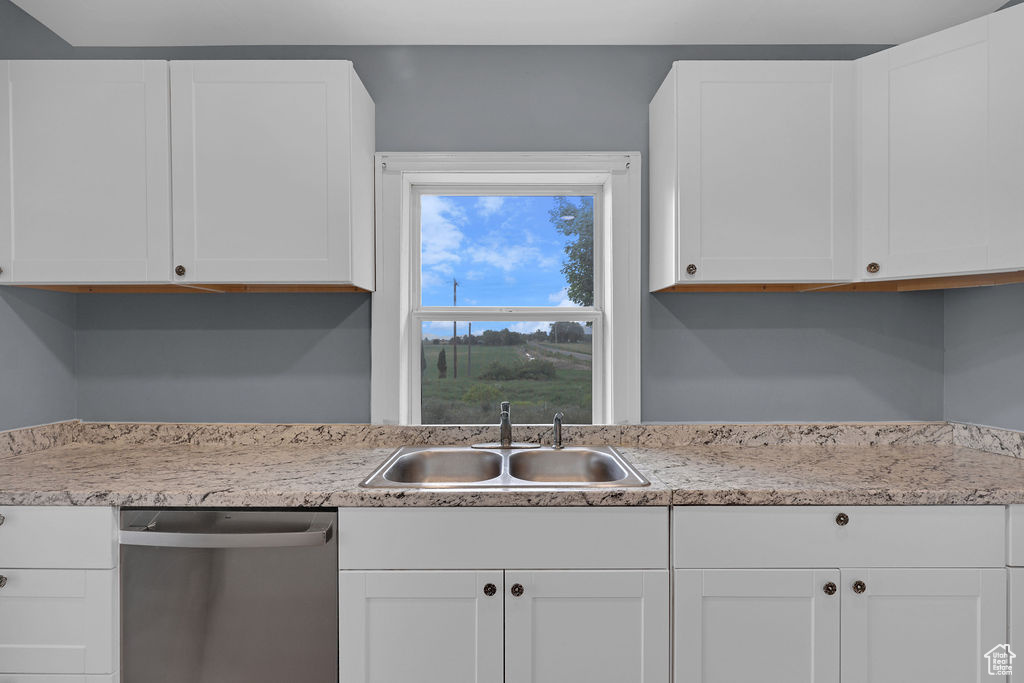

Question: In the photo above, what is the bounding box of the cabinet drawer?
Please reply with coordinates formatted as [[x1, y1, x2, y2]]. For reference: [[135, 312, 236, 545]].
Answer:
[[1009, 505, 1024, 566], [0, 569, 117, 675], [0, 507, 116, 569], [673, 506, 1005, 568], [338, 507, 668, 570]]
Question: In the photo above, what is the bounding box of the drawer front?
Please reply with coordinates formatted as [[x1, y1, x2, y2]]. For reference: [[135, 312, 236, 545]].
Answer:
[[673, 506, 1005, 568], [1009, 505, 1024, 567], [0, 507, 116, 569], [0, 569, 117, 675], [338, 507, 669, 570]]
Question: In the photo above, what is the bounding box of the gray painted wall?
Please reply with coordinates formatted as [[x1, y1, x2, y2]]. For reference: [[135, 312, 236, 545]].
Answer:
[[944, 284, 1024, 431], [1, 0, 952, 424], [75, 294, 371, 423], [0, 289, 76, 430], [646, 292, 945, 422]]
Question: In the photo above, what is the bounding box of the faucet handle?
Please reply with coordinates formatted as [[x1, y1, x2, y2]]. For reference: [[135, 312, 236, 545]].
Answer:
[[500, 401, 510, 413]]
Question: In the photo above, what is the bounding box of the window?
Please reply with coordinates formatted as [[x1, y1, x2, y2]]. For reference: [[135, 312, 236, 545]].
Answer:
[[371, 154, 640, 425]]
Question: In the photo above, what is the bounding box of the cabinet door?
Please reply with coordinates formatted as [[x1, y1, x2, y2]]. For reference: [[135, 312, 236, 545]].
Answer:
[[504, 570, 669, 683], [0, 569, 117, 675], [650, 61, 853, 286], [988, 3, 1024, 272], [858, 18, 991, 280], [674, 569, 839, 683], [338, 570, 503, 683], [170, 60, 374, 285], [1011, 570, 1023, 659], [0, 60, 170, 284], [841, 568, 1006, 683]]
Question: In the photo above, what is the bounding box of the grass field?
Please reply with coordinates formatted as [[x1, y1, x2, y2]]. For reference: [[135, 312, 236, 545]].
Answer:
[[421, 343, 592, 424], [536, 340, 593, 356]]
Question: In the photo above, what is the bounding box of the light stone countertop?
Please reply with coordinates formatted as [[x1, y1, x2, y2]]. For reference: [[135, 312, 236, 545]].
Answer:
[[1, 421, 1023, 506]]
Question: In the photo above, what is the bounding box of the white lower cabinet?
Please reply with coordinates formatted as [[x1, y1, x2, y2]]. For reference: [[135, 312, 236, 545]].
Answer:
[[339, 569, 669, 683], [339, 571, 503, 683], [504, 570, 669, 683], [0, 569, 117, 676], [1011, 570, 1023, 653], [841, 568, 1006, 683], [674, 569, 840, 683]]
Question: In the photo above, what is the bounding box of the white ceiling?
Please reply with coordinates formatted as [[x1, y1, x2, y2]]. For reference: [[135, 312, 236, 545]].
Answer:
[[12, 0, 1007, 47]]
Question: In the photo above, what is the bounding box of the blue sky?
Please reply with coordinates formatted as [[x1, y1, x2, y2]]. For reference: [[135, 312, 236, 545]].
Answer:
[[420, 195, 592, 337]]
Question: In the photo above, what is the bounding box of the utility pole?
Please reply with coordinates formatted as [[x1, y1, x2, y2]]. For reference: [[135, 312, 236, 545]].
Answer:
[[452, 279, 458, 379], [467, 322, 472, 378]]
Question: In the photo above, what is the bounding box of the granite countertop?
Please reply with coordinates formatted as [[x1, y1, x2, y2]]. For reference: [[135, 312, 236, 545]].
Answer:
[[1, 421, 1023, 507]]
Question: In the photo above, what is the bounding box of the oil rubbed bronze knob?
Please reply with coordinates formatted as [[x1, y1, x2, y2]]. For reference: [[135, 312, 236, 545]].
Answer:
[[175, 265, 186, 277], [483, 583, 497, 597], [835, 512, 849, 526], [686, 264, 698, 276], [0, 576, 7, 589], [866, 262, 880, 274], [511, 583, 524, 597], [823, 582, 837, 596], [0, 512, 5, 527], [852, 580, 867, 594]]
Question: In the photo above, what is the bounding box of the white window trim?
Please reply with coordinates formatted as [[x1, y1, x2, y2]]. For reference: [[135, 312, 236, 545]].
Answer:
[[370, 152, 641, 425]]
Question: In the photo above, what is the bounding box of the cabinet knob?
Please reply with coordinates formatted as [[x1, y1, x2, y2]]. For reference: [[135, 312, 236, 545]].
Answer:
[[175, 265, 186, 277], [835, 512, 849, 526], [0, 575, 6, 589], [483, 583, 497, 597], [510, 583, 524, 597], [866, 262, 880, 274], [686, 264, 698, 276], [852, 580, 867, 594], [823, 582, 837, 596], [0, 512, 5, 527]]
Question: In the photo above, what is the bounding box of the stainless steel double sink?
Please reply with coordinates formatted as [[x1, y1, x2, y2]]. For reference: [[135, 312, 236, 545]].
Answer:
[[360, 445, 649, 489]]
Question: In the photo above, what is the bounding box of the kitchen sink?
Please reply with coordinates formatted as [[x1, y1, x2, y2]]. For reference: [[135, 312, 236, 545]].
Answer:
[[507, 448, 629, 483], [361, 445, 648, 489], [376, 448, 502, 484]]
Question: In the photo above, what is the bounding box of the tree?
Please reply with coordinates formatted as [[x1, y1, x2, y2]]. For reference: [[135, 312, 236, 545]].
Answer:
[[437, 348, 448, 379], [549, 196, 594, 307], [421, 343, 427, 373], [550, 321, 586, 343]]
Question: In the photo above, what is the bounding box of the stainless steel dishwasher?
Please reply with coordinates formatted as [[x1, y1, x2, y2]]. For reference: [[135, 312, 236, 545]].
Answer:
[[119, 509, 338, 683]]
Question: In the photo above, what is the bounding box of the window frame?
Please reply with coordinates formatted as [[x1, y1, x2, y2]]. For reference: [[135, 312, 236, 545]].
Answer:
[[371, 153, 641, 425]]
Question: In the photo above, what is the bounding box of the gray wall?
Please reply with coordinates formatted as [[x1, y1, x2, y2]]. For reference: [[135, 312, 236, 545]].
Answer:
[[75, 294, 371, 423], [647, 292, 945, 423], [2, 0, 953, 424], [0, 289, 76, 430], [945, 284, 1024, 431]]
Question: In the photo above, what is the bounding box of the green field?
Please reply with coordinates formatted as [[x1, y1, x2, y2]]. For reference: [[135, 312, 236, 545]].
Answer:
[[421, 343, 591, 424]]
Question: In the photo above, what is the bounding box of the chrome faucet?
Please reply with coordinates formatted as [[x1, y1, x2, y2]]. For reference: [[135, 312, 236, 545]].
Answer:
[[499, 401, 512, 448], [552, 412, 564, 449]]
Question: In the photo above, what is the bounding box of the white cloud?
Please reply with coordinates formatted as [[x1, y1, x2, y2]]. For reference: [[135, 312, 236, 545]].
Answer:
[[508, 321, 552, 335], [466, 243, 558, 273], [547, 287, 576, 307], [420, 196, 465, 290], [475, 196, 505, 217]]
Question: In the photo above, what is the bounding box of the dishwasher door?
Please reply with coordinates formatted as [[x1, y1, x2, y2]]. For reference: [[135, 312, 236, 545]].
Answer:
[[120, 509, 338, 683]]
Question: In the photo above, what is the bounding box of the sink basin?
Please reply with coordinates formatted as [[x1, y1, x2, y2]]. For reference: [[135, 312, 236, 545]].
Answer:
[[361, 445, 648, 489], [508, 448, 629, 483], [379, 448, 502, 484]]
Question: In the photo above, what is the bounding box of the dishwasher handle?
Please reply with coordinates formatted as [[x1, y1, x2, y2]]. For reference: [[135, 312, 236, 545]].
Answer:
[[119, 511, 335, 549]]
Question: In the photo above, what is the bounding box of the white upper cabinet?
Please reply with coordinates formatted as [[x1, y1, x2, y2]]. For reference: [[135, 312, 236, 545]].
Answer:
[[0, 60, 171, 284], [169, 60, 375, 287], [649, 61, 855, 289], [858, 3, 1024, 281], [858, 18, 992, 281]]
